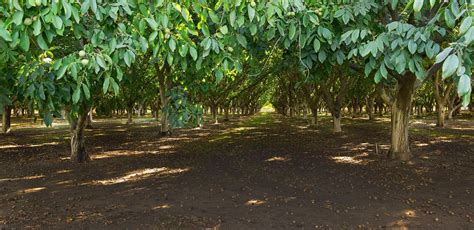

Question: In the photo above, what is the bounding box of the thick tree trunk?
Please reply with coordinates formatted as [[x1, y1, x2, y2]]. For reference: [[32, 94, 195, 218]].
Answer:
[[70, 111, 89, 163], [2, 106, 12, 134], [126, 107, 133, 124], [436, 104, 445, 127], [211, 105, 218, 124], [333, 115, 342, 133], [389, 75, 416, 161]]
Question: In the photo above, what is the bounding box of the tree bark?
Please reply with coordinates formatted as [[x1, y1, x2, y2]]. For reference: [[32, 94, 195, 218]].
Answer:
[[157, 64, 170, 135], [85, 111, 93, 129], [2, 105, 12, 134], [388, 75, 416, 161], [70, 110, 90, 163], [333, 115, 342, 133], [126, 106, 133, 124]]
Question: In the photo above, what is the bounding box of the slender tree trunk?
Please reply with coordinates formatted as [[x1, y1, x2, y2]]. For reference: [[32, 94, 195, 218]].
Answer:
[[85, 111, 93, 129], [157, 65, 169, 135], [366, 97, 374, 121], [224, 107, 229, 121], [389, 75, 416, 161], [70, 110, 90, 163], [2, 105, 12, 134]]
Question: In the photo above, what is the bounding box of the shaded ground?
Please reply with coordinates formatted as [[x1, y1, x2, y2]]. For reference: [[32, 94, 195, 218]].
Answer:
[[0, 113, 473, 229]]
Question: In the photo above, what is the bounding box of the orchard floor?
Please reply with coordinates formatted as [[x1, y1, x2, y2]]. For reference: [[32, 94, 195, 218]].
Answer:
[[0, 113, 473, 229]]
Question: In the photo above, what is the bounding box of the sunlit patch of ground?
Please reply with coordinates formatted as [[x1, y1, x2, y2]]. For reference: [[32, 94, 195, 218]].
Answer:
[[89, 167, 190, 185], [245, 199, 266, 206], [265, 156, 290, 162]]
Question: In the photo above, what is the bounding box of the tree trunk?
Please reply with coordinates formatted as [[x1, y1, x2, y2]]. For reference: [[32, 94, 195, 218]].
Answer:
[[157, 65, 169, 135], [333, 115, 342, 133], [126, 107, 133, 124], [389, 75, 416, 161], [436, 104, 445, 127], [224, 107, 229, 121], [2, 105, 12, 134], [366, 97, 374, 121], [70, 111, 90, 163], [85, 111, 93, 129], [211, 105, 218, 124]]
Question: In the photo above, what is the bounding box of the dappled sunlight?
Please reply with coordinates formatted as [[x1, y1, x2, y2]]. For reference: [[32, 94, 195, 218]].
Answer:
[[331, 153, 373, 165], [245, 199, 266, 206], [152, 204, 172, 210], [90, 167, 190, 185], [92, 150, 147, 160], [265, 156, 290, 162], [56, 169, 72, 174], [0, 174, 44, 183], [16, 186, 46, 194], [0, 142, 59, 149]]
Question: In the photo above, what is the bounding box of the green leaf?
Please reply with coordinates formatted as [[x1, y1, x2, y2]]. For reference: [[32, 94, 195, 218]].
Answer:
[[145, 18, 158, 30], [103, 77, 110, 94], [33, 19, 42, 36], [12, 11, 24, 25], [189, 46, 198, 61], [215, 69, 224, 84], [457, 74, 471, 96], [179, 44, 188, 57], [430, 0, 435, 8], [72, 86, 81, 103], [96, 55, 107, 69], [236, 34, 247, 48], [442, 54, 459, 79], [313, 38, 321, 52], [445, 9, 455, 28], [435, 47, 453, 63], [459, 16, 472, 35], [289, 23, 296, 40], [139, 36, 148, 52], [57, 64, 68, 79], [82, 84, 90, 99], [465, 27, 474, 45], [249, 24, 257, 35], [220, 25, 228, 35], [462, 92, 471, 107], [36, 34, 48, 50], [408, 40, 417, 54], [111, 78, 119, 95], [169, 38, 176, 52], [248, 5, 255, 22], [0, 26, 12, 42], [414, 0, 424, 12], [229, 11, 236, 27], [20, 32, 30, 51]]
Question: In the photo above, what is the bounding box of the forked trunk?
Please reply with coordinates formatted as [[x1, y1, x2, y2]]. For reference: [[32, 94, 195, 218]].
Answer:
[[2, 106, 12, 134], [389, 75, 416, 161], [70, 111, 90, 163]]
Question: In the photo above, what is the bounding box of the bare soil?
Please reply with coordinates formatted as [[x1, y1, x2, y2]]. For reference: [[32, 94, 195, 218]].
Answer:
[[0, 113, 473, 229]]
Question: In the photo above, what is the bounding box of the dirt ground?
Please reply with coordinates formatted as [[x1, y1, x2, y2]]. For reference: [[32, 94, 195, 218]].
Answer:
[[0, 113, 473, 229]]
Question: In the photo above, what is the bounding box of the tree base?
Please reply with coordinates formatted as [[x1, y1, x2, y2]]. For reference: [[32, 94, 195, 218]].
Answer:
[[388, 150, 411, 161]]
